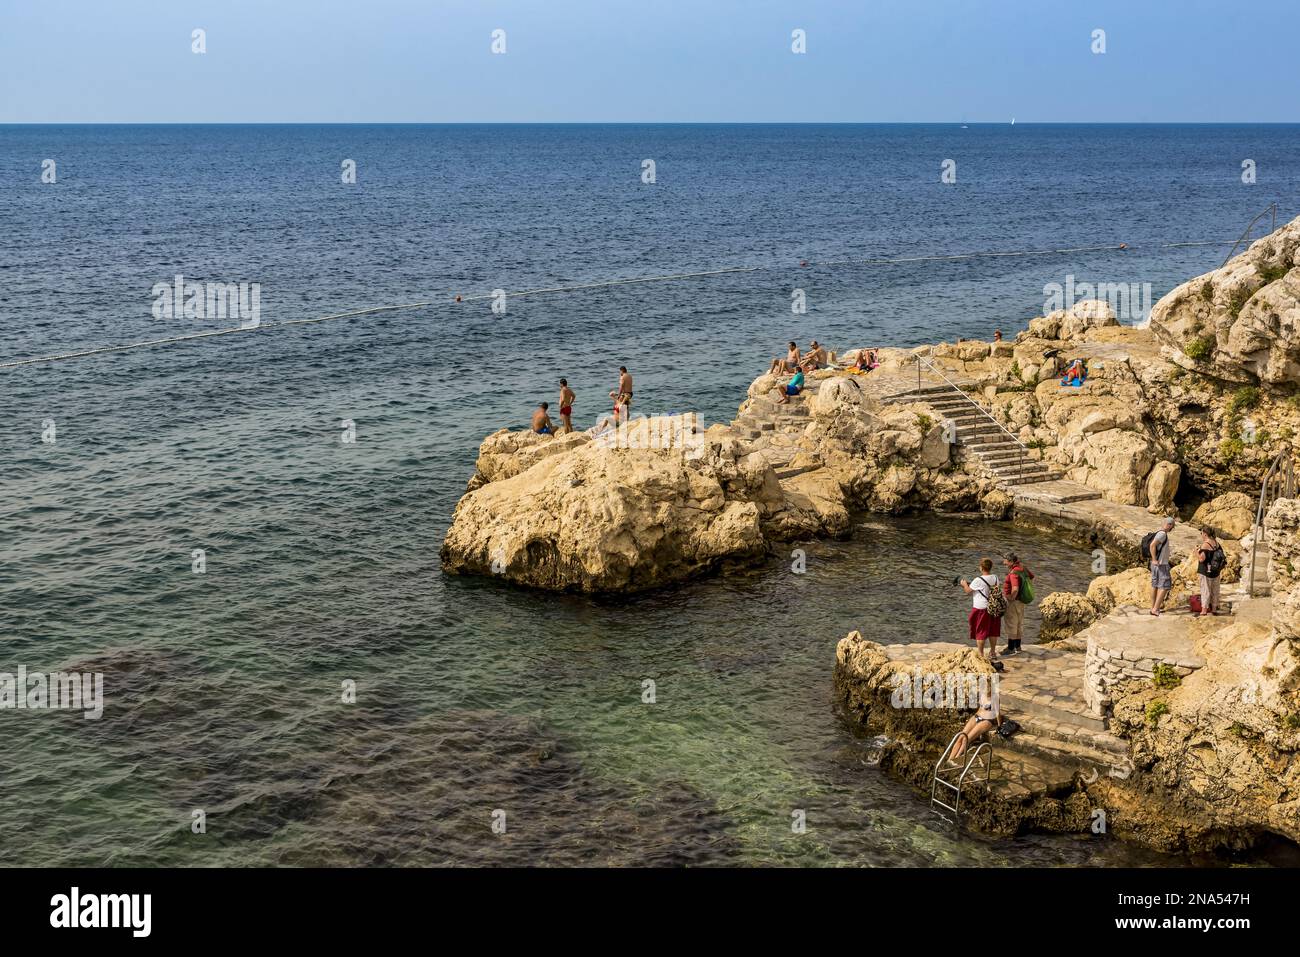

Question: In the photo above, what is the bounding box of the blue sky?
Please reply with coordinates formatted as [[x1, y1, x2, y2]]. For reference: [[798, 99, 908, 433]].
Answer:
[[1, 0, 1297, 123]]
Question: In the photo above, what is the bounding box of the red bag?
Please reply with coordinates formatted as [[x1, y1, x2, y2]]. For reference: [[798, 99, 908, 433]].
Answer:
[[1189, 595, 1203, 614]]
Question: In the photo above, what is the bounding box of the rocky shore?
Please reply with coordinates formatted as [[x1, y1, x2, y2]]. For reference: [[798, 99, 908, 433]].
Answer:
[[442, 215, 1300, 855]]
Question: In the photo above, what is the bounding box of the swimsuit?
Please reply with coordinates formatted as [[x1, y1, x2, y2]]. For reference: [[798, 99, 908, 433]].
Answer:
[[560, 405, 573, 416]]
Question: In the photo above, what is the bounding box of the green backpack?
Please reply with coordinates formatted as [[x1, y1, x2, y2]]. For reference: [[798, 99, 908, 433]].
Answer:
[[1016, 569, 1035, 604]]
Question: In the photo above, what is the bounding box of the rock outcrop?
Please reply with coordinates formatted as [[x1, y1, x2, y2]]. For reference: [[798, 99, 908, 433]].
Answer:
[[1101, 510, 1300, 848], [441, 424, 778, 592], [1192, 491, 1257, 541], [1149, 216, 1300, 386]]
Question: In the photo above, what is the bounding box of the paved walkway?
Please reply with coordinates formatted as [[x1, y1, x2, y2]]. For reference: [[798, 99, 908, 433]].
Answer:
[[1013, 488, 1204, 563]]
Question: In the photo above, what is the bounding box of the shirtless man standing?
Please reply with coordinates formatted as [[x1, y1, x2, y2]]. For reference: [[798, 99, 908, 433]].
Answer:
[[610, 366, 633, 424], [558, 378, 576, 434], [531, 402, 557, 435]]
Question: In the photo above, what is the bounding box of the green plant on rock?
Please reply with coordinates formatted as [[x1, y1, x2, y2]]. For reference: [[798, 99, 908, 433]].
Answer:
[[1199, 281, 1214, 302], [1151, 664, 1182, 690], [1257, 262, 1290, 285], [1227, 285, 1252, 318], [915, 413, 933, 433], [1146, 700, 1169, 726], [1228, 386, 1261, 415], [1219, 437, 1245, 464], [1184, 335, 1214, 361], [1282, 713, 1300, 732]]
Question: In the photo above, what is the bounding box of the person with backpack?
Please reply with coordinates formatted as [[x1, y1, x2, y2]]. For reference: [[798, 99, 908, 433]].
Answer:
[[1145, 517, 1176, 616], [1196, 527, 1226, 616], [1000, 552, 1035, 654], [960, 558, 1004, 669]]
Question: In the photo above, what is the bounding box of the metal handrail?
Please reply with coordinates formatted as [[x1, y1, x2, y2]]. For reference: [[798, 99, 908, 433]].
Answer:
[[1221, 202, 1280, 269], [934, 731, 969, 775], [1249, 450, 1296, 597], [931, 729, 996, 825], [914, 352, 1034, 482]]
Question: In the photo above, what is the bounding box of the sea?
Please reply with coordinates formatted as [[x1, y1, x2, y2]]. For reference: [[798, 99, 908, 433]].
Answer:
[[2, 123, 1299, 866]]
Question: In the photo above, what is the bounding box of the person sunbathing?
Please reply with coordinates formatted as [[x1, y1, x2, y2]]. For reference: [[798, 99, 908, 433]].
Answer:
[[853, 348, 879, 372], [949, 691, 1000, 763], [1060, 359, 1087, 386], [768, 341, 801, 375]]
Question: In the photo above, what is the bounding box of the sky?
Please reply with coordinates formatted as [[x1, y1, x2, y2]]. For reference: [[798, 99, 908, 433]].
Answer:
[[1, 0, 1297, 123]]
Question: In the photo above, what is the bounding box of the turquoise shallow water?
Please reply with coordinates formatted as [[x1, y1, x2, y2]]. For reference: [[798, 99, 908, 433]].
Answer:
[[4, 123, 1298, 865]]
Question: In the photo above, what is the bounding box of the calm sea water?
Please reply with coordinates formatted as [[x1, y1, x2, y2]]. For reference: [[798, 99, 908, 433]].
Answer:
[[2, 124, 1298, 866]]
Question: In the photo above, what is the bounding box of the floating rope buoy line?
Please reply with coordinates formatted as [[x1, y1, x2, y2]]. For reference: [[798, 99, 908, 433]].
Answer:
[[0, 238, 1245, 370]]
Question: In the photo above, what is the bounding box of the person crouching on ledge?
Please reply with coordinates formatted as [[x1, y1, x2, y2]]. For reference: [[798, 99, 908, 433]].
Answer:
[[531, 402, 557, 435], [775, 367, 804, 404]]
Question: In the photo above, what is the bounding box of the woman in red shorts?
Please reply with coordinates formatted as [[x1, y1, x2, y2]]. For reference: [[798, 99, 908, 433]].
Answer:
[[960, 557, 1002, 667]]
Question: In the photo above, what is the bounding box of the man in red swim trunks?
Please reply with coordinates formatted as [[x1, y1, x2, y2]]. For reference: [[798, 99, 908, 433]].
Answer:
[[558, 378, 575, 434]]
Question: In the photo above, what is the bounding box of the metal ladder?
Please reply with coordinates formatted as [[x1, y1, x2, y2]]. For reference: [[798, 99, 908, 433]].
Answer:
[[930, 731, 995, 825]]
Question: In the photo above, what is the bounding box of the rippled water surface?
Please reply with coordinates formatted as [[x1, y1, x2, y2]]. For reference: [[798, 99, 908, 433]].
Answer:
[[3, 124, 1298, 865]]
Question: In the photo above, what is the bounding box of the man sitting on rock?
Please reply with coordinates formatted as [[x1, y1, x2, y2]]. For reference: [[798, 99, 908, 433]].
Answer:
[[800, 341, 827, 372], [1149, 516, 1176, 616], [531, 402, 557, 436], [769, 341, 801, 375]]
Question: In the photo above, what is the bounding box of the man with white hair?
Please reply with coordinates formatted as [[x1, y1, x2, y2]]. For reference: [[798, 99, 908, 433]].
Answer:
[[1149, 516, 1176, 616]]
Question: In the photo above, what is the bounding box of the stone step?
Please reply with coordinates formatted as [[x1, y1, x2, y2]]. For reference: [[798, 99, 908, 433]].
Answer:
[[999, 471, 1064, 486], [1007, 479, 1103, 503], [773, 464, 818, 480], [774, 415, 809, 428], [998, 688, 1107, 732], [999, 730, 1128, 777], [885, 386, 957, 401], [958, 431, 1015, 445], [1013, 712, 1129, 756], [980, 450, 1035, 464], [958, 444, 1023, 458], [987, 461, 1051, 474]]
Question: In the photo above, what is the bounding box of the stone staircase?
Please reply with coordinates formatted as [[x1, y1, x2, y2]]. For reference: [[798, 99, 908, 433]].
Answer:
[[732, 380, 822, 479], [884, 384, 1064, 488], [1237, 530, 1273, 598], [996, 645, 1132, 779]]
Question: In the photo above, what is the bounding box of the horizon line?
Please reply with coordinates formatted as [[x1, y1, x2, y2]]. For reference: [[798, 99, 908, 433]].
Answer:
[[5, 120, 1300, 127]]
